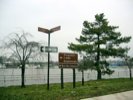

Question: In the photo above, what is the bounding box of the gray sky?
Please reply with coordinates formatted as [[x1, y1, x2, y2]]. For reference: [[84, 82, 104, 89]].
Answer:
[[0, 0, 133, 56]]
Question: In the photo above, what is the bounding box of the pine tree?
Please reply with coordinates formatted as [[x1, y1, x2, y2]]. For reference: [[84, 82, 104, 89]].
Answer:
[[68, 13, 131, 80]]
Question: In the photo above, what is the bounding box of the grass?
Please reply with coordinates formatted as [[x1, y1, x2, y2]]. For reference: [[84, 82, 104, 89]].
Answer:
[[0, 78, 133, 100]]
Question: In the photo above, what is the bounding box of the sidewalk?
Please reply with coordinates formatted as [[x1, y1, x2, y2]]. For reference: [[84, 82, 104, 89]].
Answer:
[[81, 90, 133, 100]]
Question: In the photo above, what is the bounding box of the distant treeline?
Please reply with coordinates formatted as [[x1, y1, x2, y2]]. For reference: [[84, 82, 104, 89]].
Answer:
[[0, 61, 58, 68], [0, 56, 126, 68], [108, 60, 126, 67]]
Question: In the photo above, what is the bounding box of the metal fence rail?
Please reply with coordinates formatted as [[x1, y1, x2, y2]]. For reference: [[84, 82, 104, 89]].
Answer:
[[0, 68, 131, 87]]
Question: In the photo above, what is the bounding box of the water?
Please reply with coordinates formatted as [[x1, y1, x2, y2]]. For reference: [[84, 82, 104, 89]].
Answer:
[[0, 66, 131, 87]]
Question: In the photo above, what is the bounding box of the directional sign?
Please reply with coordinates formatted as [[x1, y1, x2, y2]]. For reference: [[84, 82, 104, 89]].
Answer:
[[59, 52, 78, 68], [38, 26, 61, 34], [50, 26, 61, 33], [38, 27, 50, 33], [45, 46, 58, 53], [40, 46, 44, 52]]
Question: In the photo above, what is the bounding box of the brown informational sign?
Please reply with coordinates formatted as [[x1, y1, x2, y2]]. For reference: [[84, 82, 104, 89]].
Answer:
[[59, 52, 78, 68]]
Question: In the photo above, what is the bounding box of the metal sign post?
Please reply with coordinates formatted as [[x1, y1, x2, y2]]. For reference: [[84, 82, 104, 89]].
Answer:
[[47, 32, 50, 90], [73, 68, 76, 88], [61, 68, 64, 89], [38, 26, 60, 90]]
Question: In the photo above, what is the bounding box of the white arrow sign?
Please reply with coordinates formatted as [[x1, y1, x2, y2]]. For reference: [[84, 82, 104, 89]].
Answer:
[[45, 46, 58, 53]]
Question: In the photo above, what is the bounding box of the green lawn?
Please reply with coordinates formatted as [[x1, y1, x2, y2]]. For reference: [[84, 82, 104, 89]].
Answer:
[[0, 78, 133, 100]]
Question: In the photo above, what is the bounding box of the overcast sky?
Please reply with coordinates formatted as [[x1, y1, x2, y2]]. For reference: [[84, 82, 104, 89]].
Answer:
[[0, 0, 133, 57]]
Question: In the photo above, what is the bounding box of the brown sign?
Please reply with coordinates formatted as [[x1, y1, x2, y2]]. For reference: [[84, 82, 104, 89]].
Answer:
[[59, 52, 78, 68], [38, 26, 61, 34], [50, 26, 61, 33], [38, 27, 50, 33]]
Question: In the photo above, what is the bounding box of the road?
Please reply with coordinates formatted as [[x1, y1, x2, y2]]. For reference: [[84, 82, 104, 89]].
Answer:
[[81, 90, 133, 100]]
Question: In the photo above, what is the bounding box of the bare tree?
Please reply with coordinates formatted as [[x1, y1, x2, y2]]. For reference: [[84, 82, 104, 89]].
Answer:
[[5, 32, 40, 87]]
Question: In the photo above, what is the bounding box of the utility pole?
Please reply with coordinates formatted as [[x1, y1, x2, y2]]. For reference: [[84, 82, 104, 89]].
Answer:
[[38, 26, 61, 90]]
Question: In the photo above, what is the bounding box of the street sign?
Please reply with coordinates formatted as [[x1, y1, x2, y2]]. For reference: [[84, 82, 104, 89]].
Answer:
[[38, 25, 60, 90], [38, 27, 50, 33], [50, 26, 61, 33], [45, 46, 58, 53], [59, 52, 78, 68], [38, 26, 61, 34], [40, 46, 44, 52]]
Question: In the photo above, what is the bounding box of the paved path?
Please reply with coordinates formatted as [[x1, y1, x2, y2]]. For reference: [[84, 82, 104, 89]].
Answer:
[[81, 90, 133, 100]]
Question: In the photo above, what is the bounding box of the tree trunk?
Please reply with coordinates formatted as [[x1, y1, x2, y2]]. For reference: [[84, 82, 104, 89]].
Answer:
[[82, 70, 84, 86], [21, 64, 25, 88], [97, 34, 101, 80], [129, 68, 132, 80], [97, 69, 102, 80]]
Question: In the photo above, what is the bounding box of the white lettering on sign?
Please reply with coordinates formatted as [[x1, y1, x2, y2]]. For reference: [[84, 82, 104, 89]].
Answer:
[[45, 46, 58, 53]]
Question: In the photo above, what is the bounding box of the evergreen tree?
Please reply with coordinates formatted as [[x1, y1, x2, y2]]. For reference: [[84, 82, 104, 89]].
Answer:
[[68, 13, 131, 79]]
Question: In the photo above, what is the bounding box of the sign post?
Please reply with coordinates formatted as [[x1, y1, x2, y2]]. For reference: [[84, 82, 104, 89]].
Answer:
[[59, 52, 78, 89], [73, 68, 76, 88], [61, 68, 64, 89], [38, 26, 60, 90]]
